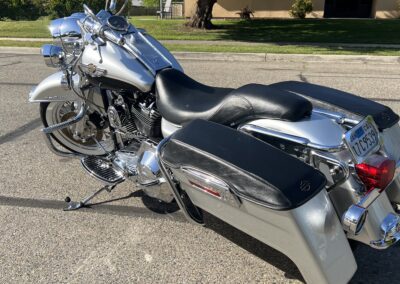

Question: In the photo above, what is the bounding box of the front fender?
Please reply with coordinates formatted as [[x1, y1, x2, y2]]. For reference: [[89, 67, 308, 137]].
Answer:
[[28, 71, 82, 103]]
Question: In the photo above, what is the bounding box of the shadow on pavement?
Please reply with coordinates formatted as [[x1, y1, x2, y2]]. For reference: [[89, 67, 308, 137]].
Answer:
[[350, 244, 400, 283], [0, 194, 186, 222], [0, 118, 42, 145], [2, 193, 398, 282]]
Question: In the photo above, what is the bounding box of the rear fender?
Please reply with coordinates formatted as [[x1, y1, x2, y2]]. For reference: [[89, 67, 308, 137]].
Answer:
[[28, 71, 82, 103]]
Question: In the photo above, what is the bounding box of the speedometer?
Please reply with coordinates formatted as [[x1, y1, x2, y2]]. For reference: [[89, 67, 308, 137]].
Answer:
[[107, 15, 129, 31]]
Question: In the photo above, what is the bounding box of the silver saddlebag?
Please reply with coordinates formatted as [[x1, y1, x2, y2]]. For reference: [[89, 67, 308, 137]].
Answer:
[[159, 119, 357, 284]]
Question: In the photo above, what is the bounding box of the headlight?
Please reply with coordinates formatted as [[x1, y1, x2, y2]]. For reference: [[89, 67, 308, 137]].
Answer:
[[41, 44, 64, 68]]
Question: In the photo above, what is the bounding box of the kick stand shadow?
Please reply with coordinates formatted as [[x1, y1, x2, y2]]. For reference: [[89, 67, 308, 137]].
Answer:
[[64, 184, 116, 211]]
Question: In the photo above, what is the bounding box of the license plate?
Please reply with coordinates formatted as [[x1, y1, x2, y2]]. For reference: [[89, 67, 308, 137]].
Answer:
[[344, 116, 380, 164]]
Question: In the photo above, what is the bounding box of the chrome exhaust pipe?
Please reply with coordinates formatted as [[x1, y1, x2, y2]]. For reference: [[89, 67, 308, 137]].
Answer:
[[342, 205, 368, 235], [342, 188, 381, 235]]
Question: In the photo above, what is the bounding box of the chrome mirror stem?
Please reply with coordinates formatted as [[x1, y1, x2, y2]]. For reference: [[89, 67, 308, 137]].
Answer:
[[109, 0, 117, 13]]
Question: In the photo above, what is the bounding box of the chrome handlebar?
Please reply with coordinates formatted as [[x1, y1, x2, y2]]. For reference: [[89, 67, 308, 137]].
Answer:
[[81, 16, 125, 46]]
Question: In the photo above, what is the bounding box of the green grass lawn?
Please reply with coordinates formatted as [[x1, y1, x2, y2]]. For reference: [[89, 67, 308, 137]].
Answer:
[[0, 18, 400, 44]]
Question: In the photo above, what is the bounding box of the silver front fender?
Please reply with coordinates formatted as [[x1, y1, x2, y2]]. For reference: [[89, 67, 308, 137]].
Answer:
[[28, 71, 82, 103]]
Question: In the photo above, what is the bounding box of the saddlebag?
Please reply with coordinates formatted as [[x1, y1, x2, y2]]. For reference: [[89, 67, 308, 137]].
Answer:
[[159, 119, 358, 284], [160, 119, 326, 210], [269, 81, 399, 130]]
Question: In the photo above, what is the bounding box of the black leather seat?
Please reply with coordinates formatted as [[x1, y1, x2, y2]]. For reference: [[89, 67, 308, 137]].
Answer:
[[156, 69, 313, 126]]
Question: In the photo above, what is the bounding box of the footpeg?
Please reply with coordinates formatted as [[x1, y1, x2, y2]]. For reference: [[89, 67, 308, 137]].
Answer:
[[81, 156, 125, 185], [64, 185, 115, 211]]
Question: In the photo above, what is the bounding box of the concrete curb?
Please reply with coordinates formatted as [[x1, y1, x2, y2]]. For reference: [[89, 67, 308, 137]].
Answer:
[[2, 38, 400, 49], [172, 51, 400, 64], [0, 47, 41, 55], [1, 47, 399, 64]]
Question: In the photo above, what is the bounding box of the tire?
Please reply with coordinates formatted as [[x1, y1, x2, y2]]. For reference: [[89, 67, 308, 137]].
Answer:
[[40, 102, 113, 156]]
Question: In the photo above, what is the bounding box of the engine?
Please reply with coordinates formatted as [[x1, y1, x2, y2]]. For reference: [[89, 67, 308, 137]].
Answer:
[[130, 93, 162, 139], [101, 90, 173, 203], [106, 91, 162, 142]]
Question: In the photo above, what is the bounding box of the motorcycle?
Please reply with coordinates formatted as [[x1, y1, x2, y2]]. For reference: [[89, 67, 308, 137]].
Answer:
[[29, 1, 400, 283]]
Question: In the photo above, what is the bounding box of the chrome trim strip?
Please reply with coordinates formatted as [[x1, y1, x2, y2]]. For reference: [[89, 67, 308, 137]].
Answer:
[[238, 124, 345, 152]]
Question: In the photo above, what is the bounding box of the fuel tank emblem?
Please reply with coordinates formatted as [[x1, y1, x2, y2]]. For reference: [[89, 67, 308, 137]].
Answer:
[[81, 63, 107, 77]]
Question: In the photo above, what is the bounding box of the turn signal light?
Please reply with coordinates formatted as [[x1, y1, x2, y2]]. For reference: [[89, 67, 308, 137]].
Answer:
[[355, 155, 396, 192]]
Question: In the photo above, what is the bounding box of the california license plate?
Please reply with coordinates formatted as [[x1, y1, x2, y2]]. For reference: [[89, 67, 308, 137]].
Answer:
[[344, 116, 380, 164]]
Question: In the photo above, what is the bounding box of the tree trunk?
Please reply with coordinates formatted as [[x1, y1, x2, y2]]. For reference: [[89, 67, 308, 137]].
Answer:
[[187, 0, 217, 29]]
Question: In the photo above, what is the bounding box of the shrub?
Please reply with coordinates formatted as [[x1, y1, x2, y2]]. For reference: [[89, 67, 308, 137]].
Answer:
[[0, 0, 45, 20], [290, 0, 313, 19], [0, 0, 132, 21], [46, 0, 106, 18]]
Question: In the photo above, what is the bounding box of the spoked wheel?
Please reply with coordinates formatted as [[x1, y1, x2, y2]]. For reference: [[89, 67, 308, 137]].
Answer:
[[40, 101, 114, 156]]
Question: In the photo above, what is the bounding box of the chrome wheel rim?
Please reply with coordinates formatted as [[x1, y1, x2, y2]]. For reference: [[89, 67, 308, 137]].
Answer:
[[45, 101, 114, 155]]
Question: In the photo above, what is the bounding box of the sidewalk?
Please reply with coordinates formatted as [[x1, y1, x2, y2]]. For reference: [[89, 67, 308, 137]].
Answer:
[[1, 46, 399, 64], [1, 37, 400, 49]]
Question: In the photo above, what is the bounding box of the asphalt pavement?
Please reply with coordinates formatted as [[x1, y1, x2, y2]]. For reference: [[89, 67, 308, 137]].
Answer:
[[1, 53, 400, 283]]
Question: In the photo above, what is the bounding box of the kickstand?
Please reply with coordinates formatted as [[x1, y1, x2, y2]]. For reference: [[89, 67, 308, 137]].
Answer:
[[64, 184, 116, 211]]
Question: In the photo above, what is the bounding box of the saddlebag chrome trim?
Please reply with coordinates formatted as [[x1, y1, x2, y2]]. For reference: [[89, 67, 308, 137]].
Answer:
[[238, 123, 345, 152]]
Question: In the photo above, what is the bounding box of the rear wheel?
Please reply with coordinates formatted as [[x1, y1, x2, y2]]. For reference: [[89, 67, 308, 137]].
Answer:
[[40, 101, 114, 156]]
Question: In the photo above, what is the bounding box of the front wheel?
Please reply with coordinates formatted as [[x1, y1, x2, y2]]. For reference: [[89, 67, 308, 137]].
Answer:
[[40, 101, 114, 156]]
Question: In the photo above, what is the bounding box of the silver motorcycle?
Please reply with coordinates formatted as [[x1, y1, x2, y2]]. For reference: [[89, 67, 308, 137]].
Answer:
[[29, 1, 400, 283]]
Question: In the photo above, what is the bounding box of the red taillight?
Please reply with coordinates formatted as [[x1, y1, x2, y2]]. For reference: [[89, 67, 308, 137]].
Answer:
[[355, 155, 396, 192]]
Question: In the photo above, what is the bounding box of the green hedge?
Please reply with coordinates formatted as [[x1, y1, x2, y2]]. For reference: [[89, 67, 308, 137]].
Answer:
[[0, 0, 130, 20]]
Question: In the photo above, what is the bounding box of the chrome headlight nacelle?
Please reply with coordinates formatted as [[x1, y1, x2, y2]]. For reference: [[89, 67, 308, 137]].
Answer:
[[41, 44, 64, 68]]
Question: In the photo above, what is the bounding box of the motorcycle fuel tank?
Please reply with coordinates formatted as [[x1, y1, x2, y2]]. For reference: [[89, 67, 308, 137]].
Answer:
[[80, 30, 183, 93], [81, 41, 155, 92]]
